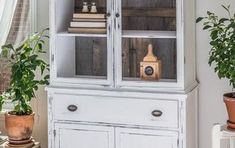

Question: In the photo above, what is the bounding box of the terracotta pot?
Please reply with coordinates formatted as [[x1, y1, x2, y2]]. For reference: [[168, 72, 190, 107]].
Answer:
[[5, 113, 35, 141], [224, 93, 235, 128]]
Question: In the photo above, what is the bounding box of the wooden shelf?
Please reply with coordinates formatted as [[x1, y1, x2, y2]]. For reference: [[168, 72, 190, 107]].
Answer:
[[74, 75, 107, 79], [57, 31, 176, 38], [122, 8, 176, 17], [122, 30, 176, 38], [74, 7, 175, 17], [57, 31, 107, 38], [122, 77, 176, 83]]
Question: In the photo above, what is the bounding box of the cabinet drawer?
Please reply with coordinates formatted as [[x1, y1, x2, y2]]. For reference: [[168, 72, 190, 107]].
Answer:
[[53, 94, 179, 128]]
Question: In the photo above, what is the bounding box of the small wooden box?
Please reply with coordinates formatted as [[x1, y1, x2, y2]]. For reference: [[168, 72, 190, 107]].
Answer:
[[140, 44, 162, 80], [140, 61, 161, 80]]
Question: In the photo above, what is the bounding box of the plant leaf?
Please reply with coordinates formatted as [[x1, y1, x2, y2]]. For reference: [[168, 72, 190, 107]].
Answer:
[[203, 25, 211, 30], [196, 17, 204, 23]]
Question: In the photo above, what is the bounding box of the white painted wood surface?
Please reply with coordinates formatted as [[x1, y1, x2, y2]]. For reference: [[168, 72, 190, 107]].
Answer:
[[47, 87, 197, 148], [116, 127, 178, 148], [122, 30, 176, 38], [49, 0, 197, 92], [55, 124, 114, 148], [57, 31, 107, 38], [48, 0, 198, 147], [212, 124, 235, 148], [53, 94, 179, 128]]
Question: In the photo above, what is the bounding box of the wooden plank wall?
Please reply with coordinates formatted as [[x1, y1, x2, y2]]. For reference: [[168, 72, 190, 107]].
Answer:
[[74, 0, 176, 80], [122, 39, 176, 79], [122, 0, 176, 79], [122, 0, 176, 30], [76, 37, 107, 76]]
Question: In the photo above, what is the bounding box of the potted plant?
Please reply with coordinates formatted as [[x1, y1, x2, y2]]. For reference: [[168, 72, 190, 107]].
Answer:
[[197, 5, 235, 128], [0, 28, 49, 141]]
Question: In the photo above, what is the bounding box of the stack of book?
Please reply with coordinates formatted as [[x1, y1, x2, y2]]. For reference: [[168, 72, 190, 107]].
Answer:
[[68, 13, 107, 34]]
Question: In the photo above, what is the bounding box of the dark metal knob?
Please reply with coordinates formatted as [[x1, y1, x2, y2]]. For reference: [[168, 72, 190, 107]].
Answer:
[[116, 13, 120, 18], [145, 66, 154, 76], [106, 13, 111, 17], [67, 105, 78, 112], [151, 110, 163, 117]]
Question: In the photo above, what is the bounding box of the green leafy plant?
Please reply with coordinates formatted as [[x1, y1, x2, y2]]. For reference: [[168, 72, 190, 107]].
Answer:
[[0, 28, 49, 115], [196, 5, 235, 87]]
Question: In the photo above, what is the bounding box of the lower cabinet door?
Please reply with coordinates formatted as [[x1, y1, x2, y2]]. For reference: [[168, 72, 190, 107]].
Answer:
[[55, 123, 114, 148], [116, 128, 178, 148]]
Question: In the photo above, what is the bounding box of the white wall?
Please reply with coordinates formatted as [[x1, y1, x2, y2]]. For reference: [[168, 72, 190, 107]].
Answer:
[[5, 0, 233, 148], [196, 0, 235, 148], [31, 0, 49, 147]]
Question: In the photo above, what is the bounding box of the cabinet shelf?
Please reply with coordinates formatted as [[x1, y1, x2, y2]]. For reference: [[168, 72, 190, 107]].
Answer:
[[123, 8, 176, 17], [122, 30, 176, 38], [122, 77, 176, 83], [74, 75, 106, 79], [57, 32, 107, 38]]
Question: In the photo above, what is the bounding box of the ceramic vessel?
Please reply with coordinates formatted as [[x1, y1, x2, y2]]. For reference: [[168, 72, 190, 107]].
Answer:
[[5, 113, 35, 141], [90, 2, 97, 13], [224, 93, 235, 129], [82, 2, 89, 13]]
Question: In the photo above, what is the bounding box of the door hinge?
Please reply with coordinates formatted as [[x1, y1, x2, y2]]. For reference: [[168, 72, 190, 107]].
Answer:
[[53, 130, 56, 137], [51, 54, 55, 62]]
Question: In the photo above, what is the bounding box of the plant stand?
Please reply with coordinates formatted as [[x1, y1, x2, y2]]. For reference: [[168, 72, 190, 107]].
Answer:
[[0, 138, 40, 148], [212, 124, 235, 148]]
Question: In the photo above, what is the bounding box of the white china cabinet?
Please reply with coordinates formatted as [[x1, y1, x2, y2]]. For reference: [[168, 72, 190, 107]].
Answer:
[[47, 0, 198, 147]]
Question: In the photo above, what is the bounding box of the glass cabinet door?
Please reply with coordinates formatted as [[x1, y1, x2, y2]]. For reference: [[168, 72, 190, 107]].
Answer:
[[52, 0, 113, 85], [116, 0, 178, 88]]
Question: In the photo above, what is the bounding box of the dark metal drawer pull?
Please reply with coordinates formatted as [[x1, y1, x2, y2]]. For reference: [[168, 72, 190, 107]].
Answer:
[[67, 105, 78, 112], [151, 110, 163, 117]]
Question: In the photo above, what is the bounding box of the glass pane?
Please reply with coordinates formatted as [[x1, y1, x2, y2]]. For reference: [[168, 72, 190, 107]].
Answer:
[[122, 0, 176, 31], [56, 36, 107, 79], [56, 0, 108, 33], [75, 37, 107, 77], [122, 38, 176, 81]]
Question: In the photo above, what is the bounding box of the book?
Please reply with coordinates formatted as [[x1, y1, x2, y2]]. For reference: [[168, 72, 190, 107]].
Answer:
[[68, 27, 106, 34], [70, 21, 106, 28], [72, 18, 106, 22], [73, 13, 106, 19]]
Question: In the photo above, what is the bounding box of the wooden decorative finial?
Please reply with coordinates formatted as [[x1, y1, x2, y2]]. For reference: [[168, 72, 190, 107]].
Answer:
[[143, 44, 157, 62], [140, 44, 162, 80]]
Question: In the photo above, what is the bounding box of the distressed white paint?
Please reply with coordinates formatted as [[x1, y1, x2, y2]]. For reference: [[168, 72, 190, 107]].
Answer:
[[47, 88, 197, 148], [122, 30, 176, 38], [57, 32, 107, 37], [48, 0, 197, 147], [53, 94, 179, 128], [49, 0, 196, 91], [21, 0, 235, 147], [54, 124, 114, 148], [116, 128, 178, 148]]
